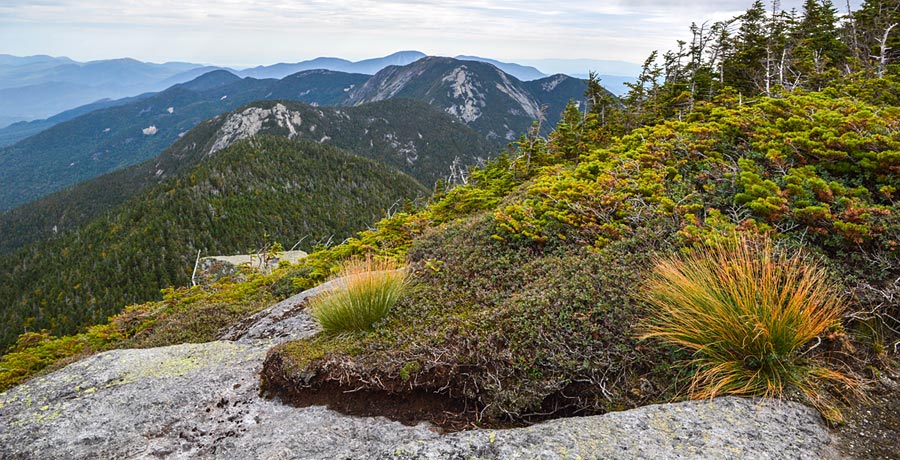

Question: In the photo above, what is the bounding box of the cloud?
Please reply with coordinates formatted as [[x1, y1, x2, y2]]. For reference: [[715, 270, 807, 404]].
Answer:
[[0, 0, 865, 67]]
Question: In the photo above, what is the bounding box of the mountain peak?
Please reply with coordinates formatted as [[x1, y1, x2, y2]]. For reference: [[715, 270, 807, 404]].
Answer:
[[454, 55, 547, 81], [177, 70, 241, 92], [83, 57, 143, 66], [348, 56, 557, 141], [384, 50, 426, 58]]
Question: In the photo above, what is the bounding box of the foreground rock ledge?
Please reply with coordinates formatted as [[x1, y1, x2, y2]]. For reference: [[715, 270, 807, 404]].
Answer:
[[0, 340, 841, 459], [0, 288, 843, 459], [382, 396, 843, 460]]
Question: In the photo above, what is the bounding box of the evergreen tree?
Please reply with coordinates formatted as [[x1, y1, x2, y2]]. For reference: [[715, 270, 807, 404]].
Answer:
[[794, 0, 848, 88], [729, 0, 771, 94], [584, 72, 623, 139], [623, 51, 664, 128]]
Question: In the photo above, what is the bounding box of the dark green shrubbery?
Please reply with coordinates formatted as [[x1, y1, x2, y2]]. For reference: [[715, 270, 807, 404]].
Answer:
[[265, 214, 681, 423]]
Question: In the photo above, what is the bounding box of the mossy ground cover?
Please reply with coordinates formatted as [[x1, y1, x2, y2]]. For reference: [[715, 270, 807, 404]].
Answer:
[[263, 215, 682, 428]]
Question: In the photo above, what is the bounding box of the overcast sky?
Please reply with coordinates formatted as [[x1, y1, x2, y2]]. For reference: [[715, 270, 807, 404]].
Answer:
[[0, 0, 863, 68]]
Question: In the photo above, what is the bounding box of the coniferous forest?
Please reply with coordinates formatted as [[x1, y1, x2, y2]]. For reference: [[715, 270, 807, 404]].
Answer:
[[0, 136, 426, 348]]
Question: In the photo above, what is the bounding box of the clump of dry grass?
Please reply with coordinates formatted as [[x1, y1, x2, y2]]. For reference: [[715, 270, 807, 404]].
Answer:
[[641, 235, 859, 420], [309, 257, 408, 334]]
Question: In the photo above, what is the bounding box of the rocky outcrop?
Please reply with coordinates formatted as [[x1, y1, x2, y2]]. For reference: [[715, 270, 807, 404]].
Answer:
[[0, 287, 439, 459], [220, 279, 336, 344], [0, 286, 843, 459], [195, 250, 309, 285], [382, 397, 843, 460], [207, 103, 307, 155], [0, 341, 437, 459]]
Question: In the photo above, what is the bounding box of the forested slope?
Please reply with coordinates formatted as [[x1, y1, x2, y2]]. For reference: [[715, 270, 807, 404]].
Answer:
[[0, 136, 426, 349]]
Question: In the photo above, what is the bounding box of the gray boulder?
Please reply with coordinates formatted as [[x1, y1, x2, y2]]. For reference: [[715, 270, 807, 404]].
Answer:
[[220, 279, 337, 344]]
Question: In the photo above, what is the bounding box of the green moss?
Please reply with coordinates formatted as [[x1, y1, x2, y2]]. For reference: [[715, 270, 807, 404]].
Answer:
[[399, 361, 421, 382], [271, 334, 360, 376]]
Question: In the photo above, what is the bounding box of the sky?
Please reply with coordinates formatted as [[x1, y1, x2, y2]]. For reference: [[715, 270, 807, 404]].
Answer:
[[0, 0, 864, 69]]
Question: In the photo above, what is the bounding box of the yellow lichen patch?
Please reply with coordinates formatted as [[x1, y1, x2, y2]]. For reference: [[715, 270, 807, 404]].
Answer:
[[32, 409, 62, 424], [12, 401, 66, 426], [118, 342, 256, 383], [128, 355, 206, 380], [647, 410, 678, 435]]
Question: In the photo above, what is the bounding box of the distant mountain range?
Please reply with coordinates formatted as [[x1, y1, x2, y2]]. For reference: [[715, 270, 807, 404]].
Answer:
[[0, 98, 492, 256], [0, 52, 636, 128], [517, 58, 642, 78], [237, 51, 430, 79], [0, 57, 596, 211], [0, 55, 203, 127]]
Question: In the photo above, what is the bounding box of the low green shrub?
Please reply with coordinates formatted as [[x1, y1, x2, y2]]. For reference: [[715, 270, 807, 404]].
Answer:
[[265, 215, 679, 425], [309, 257, 408, 334], [641, 234, 859, 420]]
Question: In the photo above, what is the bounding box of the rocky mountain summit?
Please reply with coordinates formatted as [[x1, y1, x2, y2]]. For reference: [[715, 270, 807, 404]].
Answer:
[[347, 57, 591, 141], [0, 283, 843, 460]]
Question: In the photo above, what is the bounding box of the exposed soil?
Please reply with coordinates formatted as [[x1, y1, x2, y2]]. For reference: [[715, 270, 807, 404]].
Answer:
[[260, 346, 637, 432], [833, 373, 900, 460], [269, 383, 476, 432], [261, 351, 480, 431], [262, 333, 900, 449], [263, 378, 622, 434]]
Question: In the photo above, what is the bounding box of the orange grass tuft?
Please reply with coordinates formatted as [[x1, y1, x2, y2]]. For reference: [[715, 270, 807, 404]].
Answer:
[[641, 235, 859, 418]]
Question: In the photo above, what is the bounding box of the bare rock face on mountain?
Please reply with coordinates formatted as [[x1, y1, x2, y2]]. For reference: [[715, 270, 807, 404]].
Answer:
[[347, 57, 584, 142], [0, 286, 842, 460]]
